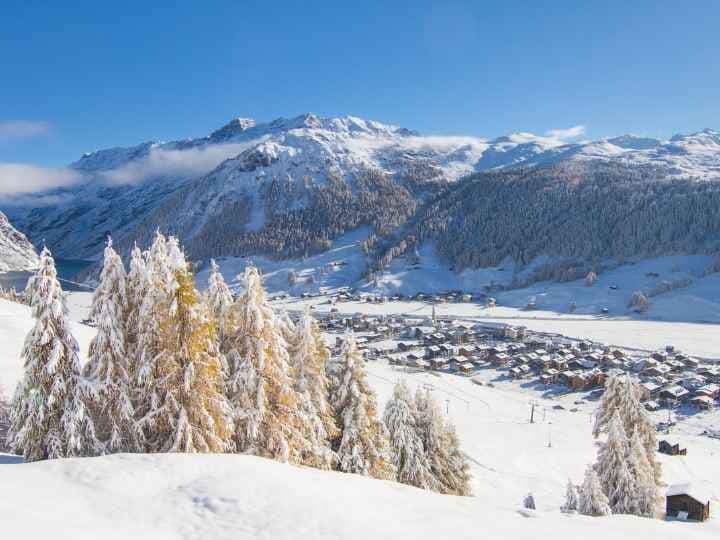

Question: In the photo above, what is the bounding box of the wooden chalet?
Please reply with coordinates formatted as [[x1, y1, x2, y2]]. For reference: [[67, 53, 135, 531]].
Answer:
[[658, 440, 687, 456], [666, 484, 710, 521]]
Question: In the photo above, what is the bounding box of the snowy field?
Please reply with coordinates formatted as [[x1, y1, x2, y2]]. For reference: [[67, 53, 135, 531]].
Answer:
[[1, 296, 719, 538]]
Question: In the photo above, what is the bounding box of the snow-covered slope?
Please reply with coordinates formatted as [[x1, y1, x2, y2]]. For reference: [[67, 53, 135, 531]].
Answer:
[[5, 114, 719, 264], [0, 212, 39, 272], [1, 297, 719, 539]]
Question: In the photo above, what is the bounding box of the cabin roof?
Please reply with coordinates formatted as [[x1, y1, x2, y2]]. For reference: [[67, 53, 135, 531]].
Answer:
[[666, 483, 713, 503]]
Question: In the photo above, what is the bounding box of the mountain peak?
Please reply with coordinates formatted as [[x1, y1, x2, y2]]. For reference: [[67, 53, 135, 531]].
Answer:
[[208, 117, 257, 142]]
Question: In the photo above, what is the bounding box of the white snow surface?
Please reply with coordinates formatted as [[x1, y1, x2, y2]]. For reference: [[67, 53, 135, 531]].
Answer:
[[2, 294, 720, 538]]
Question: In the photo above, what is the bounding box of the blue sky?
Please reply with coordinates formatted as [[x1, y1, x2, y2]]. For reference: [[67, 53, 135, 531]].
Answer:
[[0, 0, 718, 167]]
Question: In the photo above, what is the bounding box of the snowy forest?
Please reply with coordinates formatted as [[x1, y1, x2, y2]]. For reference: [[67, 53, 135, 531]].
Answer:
[[3, 233, 471, 496]]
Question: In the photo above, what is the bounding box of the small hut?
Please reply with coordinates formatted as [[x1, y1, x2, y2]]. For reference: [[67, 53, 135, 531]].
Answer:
[[666, 484, 711, 521]]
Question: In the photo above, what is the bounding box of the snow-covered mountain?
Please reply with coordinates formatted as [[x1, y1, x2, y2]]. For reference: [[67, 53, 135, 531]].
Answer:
[[0, 212, 39, 273], [3, 115, 719, 269]]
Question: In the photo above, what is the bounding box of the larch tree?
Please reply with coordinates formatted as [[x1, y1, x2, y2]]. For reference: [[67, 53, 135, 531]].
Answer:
[[6, 247, 100, 461], [627, 430, 658, 517], [135, 232, 184, 450], [383, 381, 433, 489], [290, 307, 338, 469], [592, 374, 624, 438], [415, 389, 472, 496], [578, 465, 611, 516], [151, 264, 234, 453], [331, 333, 395, 480], [618, 376, 662, 486], [84, 238, 142, 453], [595, 410, 636, 514], [226, 266, 305, 462]]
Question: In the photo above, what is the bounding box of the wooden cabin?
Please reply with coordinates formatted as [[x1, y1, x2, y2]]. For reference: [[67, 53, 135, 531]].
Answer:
[[658, 440, 687, 456], [666, 484, 710, 521]]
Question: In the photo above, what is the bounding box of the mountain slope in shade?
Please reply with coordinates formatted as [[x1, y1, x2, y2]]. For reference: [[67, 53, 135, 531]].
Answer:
[[0, 212, 39, 273]]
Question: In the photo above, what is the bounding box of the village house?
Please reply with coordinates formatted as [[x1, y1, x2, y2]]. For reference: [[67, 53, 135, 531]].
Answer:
[[690, 395, 714, 410], [666, 484, 711, 521], [659, 385, 690, 403], [658, 440, 687, 456]]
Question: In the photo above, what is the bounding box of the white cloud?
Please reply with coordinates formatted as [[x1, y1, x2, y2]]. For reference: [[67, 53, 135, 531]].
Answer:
[[0, 163, 83, 203], [0, 121, 51, 142], [545, 125, 586, 141], [101, 142, 254, 186]]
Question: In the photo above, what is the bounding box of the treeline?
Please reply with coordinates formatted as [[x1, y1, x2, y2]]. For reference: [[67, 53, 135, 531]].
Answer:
[[5, 234, 470, 496]]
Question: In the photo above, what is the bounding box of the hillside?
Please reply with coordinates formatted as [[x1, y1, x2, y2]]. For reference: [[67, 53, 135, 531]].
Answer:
[[0, 211, 39, 273], [4, 116, 720, 285], [1, 295, 719, 539]]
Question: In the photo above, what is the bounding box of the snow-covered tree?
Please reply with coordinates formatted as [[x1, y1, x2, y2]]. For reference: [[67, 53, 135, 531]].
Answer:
[[146, 264, 234, 453], [384, 381, 433, 488], [6, 248, 100, 461], [578, 465, 611, 516], [84, 238, 142, 453], [290, 307, 337, 469], [205, 259, 234, 354], [595, 410, 636, 514], [617, 376, 661, 486], [124, 243, 147, 383], [414, 389, 471, 495], [0, 385, 10, 452], [523, 493, 536, 510], [226, 266, 305, 462], [628, 290, 650, 312], [585, 271, 598, 287], [561, 478, 579, 513], [627, 430, 658, 517], [331, 333, 395, 480], [592, 374, 624, 438]]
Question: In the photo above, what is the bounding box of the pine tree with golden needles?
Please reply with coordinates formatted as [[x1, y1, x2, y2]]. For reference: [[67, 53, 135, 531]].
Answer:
[[226, 266, 305, 462], [290, 307, 338, 469], [331, 332, 395, 480], [152, 267, 234, 452]]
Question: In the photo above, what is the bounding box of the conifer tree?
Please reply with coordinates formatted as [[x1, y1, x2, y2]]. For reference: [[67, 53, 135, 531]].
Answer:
[[290, 307, 337, 469], [226, 266, 305, 462], [84, 238, 142, 453], [627, 430, 658, 517], [415, 389, 472, 495], [384, 381, 433, 488], [595, 410, 636, 514], [578, 465, 611, 516], [592, 375, 624, 438], [205, 259, 234, 354], [135, 232, 174, 448], [125, 243, 147, 384], [561, 479, 579, 513], [148, 264, 234, 453], [6, 248, 100, 461], [331, 333, 395, 480], [618, 376, 662, 486]]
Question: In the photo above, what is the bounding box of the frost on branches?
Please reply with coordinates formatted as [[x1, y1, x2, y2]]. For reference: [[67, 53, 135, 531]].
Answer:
[[414, 389, 471, 496], [125, 243, 148, 385], [226, 266, 304, 462], [592, 374, 661, 516], [290, 307, 338, 469], [384, 381, 433, 489], [578, 465, 611, 516], [561, 479, 579, 513], [84, 238, 142, 453], [331, 333, 395, 480], [6, 248, 100, 461], [205, 259, 234, 354], [595, 410, 637, 515]]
